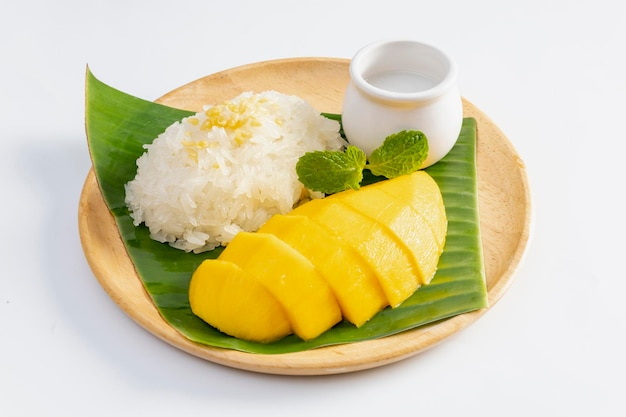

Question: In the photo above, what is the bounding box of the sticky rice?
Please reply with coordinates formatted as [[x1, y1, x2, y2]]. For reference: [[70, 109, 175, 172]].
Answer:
[[124, 90, 345, 253]]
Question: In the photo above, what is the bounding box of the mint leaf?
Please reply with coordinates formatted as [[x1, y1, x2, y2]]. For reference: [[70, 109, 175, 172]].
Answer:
[[296, 146, 366, 194], [366, 130, 429, 178]]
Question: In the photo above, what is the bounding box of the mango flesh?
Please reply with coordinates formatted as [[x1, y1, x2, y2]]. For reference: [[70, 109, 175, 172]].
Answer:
[[329, 188, 441, 285], [258, 214, 388, 327], [188, 260, 292, 343], [219, 231, 342, 341], [188, 170, 447, 343], [291, 199, 420, 308], [371, 170, 447, 249]]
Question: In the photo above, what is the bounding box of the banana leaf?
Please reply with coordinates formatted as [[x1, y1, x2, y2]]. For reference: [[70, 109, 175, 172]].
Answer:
[[84, 68, 488, 354]]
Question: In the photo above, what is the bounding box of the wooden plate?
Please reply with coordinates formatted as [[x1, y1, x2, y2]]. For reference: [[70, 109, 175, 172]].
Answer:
[[78, 58, 531, 375]]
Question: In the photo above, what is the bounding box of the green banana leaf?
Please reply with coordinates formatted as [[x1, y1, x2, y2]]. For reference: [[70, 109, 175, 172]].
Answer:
[[85, 68, 488, 354]]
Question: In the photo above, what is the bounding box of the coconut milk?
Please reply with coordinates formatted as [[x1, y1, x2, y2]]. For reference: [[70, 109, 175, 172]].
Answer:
[[366, 70, 437, 93]]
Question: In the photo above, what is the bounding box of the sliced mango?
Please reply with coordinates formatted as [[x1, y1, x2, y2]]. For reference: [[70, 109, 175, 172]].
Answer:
[[219, 231, 342, 341], [189, 170, 448, 343], [331, 187, 441, 285], [291, 199, 420, 308], [371, 171, 447, 249], [258, 214, 388, 327], [188, 259, 292, 343]]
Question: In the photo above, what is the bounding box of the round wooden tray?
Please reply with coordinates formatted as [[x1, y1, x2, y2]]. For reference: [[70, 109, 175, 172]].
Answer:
[[78, 58, 531, 375]]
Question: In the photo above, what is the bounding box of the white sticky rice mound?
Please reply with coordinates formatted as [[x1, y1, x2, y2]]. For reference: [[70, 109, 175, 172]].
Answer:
[[124, 90, 345, 253]]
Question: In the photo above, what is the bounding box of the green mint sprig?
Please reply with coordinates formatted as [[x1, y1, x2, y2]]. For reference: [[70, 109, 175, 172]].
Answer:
[[296, 130, 429, 194]]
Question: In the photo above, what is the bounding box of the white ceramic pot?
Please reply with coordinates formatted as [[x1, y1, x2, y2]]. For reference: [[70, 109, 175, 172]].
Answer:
[[342, 40, 463, 168]]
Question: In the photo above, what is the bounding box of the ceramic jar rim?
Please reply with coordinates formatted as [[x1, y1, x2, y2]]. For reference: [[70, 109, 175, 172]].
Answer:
[[349, 39, 458, 103]]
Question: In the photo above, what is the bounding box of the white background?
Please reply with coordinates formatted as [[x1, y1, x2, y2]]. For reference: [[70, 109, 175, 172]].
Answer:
[[2, 0, 624, 415]]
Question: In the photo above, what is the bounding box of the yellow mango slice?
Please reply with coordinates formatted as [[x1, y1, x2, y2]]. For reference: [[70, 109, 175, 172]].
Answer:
[[189, 170, 448, 343], [188, 259, 292, 343], [331, 187, 441, 285], [371, 171, 447, 249], [258, 214, 388, 327], [219, 231, 342, 341], [291, 199, 420, 308]]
